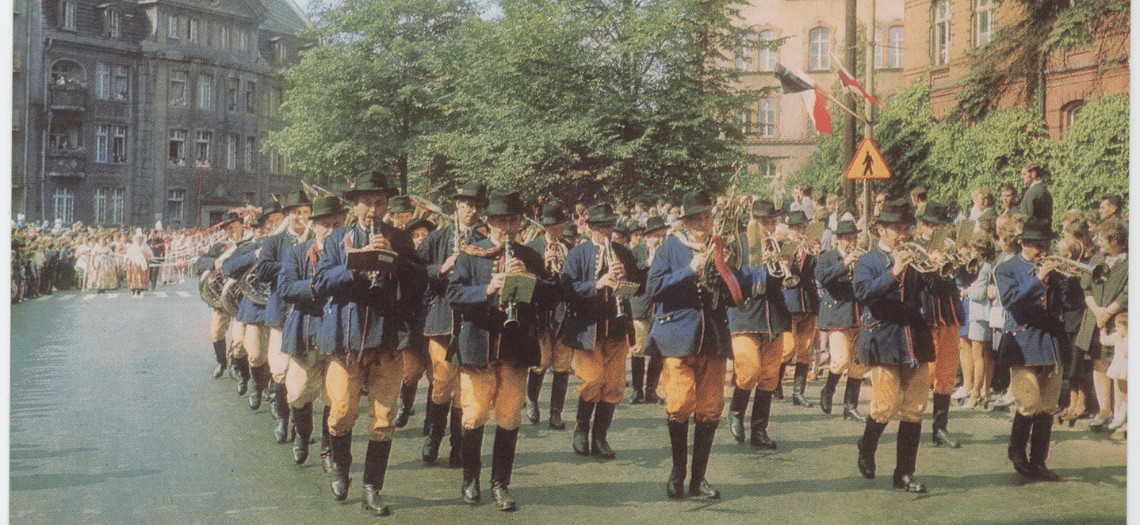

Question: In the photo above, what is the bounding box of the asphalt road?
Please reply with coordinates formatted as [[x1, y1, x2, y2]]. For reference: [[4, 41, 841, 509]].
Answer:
[[9, 284, 1129, 524]]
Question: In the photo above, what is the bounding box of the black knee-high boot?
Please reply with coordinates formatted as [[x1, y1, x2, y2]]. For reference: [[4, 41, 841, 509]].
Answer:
[[843, 377, 868, 422], [645, 356, 663, 404], [449, 406, 464, 468], [526, 370, 545, 425], [750, 390, 777, 450], [491, 426, 520, 511], [235, 356, 251, 396], [461, 426, 484, 504], [292, 403, 313, 465], [858, 418, 888, 479], [820, 371, 842, 414], [329, 431, 353, 501], [422, 401, 449, 464], [249, 363, 270, 410], [422, 383, 434, 436], [361, 440, 393, 515], [774, 362, 787, 400], [630, 357, 646, 404], [320, 405, 333, 473], [591, 401, 617, 459], [666, 418, 688, 499], [1008, 411, 1034, 477], [549, 371, 569, 430], [212, 340, 227, 378], [688, 420, 721, 499], [273, 383, 291, 443], [1029, 412, 1060, 481], [728, 387, 751, 443], [573, 399, 595, 456], [931, 393, 961, 448], [394, 382, 417, 429], [894, 421, 927, 493], [792, 363, 814, 407]]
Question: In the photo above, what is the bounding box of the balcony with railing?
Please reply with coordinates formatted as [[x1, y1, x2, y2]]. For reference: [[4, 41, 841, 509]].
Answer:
[[49, 82, 88, 111], [47, 149, 86, 178]]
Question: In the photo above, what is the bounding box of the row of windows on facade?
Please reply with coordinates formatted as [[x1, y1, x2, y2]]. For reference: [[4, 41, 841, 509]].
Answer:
[[170, 72, 280, 113], [736, 26, 904, 72], [54, 1, 121, 37], [932, 0, 995, 66], [51, 187, 126, 224]]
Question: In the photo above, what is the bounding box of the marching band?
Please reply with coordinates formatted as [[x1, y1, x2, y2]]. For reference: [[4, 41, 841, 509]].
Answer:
[[194, 173, 1125, 515]]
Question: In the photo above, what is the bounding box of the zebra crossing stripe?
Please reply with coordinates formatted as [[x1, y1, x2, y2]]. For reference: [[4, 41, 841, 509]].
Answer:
[[176, 291, 191, 298], [82, 295, 97, 301], [106, 293, 120, 299], [153, 292, 168, 297]]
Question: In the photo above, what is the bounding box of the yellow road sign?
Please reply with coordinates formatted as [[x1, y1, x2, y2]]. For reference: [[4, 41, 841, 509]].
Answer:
[[844, 138, 892, 180]]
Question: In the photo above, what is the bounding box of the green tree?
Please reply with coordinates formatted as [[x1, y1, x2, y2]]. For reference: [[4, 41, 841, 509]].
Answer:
[[268, 0, 478, 192], [1054, 94, 1129, 221]]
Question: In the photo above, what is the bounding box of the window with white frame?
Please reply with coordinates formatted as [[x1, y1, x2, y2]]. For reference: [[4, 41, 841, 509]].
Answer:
[[808, 27, 830, 71], [737, 32, 754, 72], [245, 137, 255, 171], [758, 157, 778, 179], [197, 74, 212, 109], [974, 0, 994, 46], [933, 0, 951, 66], [274, 40, 288, 64], [170, 70, 187, 106], [757, 98, 776, 138], [113, 126, 127, 163], [246, 81, 256, 113], [168, 189, 186, 223], [168, 13, 181, 39], [113, 65, 129, 100], [96, 125, 110, 163], [873, 28, 883, 69], [196, 131, 212, 167], [736, 110, 751, 136], [62, 1, 76, 30], [758, 30, 777, 72], [96, 63, 111, 99], [106, 9, 121, 38], [54, 187, 74, 224], [94, 187, 109, 224], [227, 134, 238, 170], [169, 129, 186, 165], [226, 77, 239, 111], [111, 188, 125, 224], [888, 26, 904, 68], [189, 18, 199, 43]]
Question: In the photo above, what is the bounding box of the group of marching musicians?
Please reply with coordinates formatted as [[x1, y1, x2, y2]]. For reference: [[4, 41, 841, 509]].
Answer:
[[193, 170, 1126, 516]]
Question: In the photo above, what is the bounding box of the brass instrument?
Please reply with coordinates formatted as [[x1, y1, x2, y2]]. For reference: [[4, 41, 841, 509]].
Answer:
[[895, 242, 955, 278], [220, 276, 243, 317], [408, 194, 456, 224], [603, 241, 637, 319], [199, 268, 226, 309], [1038, 256, 1109, 282], [544, 237, 568, 277], [759, 234, 799, 288], [240, 265, 271, 305]]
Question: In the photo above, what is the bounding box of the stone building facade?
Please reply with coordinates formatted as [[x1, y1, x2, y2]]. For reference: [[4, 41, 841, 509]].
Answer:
[[13, 0, 307, 228], [733, 0, 905, 183]]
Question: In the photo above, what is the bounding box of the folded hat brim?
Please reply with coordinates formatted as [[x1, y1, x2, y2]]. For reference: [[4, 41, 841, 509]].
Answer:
[[682, 205, 714, 218]]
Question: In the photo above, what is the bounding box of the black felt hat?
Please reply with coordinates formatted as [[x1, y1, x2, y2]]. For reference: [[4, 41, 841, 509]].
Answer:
[[454, 182, 489, 206], [681, 191, 714, 218], [876, 200, 915, 225], [310, 195, 346, 221], [280, 190, 312, 213], [405, 217, 436, 234], [344, 172, 400, 201], [752, 200, 780, 218], [258, 199, 284, 224], [917, 202, 951, 225], [834, 219, 859, 236], [785, 210, 810, 227], [586, 203, 620, 224], [540, 203, 568, 226], [1019, 217, 1056, 241], [484, 190, 526, 217], [388, 195, 415, 214], [644, 216, 668, 234]]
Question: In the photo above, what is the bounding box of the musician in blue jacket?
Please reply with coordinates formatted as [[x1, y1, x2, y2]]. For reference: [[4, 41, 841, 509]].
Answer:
[[560, 203, 643, 459], [417, 182, 488, 466], [727, 200, 791, 451], [629, 216, 668, 405], [201, 212, 245, 380], [814, 218, 868, 422], [913, 203, 966, 448], [223, 201, 284, 411], [781, 210, 821, 407], [995, 218, 1075, 482], [277, 195, 344, 468], [313, 172, 427, 515], [852, 200, 935, 494], [648, 191, 743, 500], [256, 190, 312, 443], [447, 190, 552, 512], [524, 203, 574, 429]]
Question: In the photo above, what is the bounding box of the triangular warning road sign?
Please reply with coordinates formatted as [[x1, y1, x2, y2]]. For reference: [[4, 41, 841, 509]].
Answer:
[[844, 138, 892, 180]]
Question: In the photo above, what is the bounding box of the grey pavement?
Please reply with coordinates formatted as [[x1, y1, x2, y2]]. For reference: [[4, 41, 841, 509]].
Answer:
[[10, 284, 1128, 524]]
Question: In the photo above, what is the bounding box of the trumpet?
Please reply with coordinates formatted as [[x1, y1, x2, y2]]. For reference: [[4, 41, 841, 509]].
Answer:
[[1038, 256, 1109, 282], [759, 234, 799, 288], [895, 242, 955, 278]]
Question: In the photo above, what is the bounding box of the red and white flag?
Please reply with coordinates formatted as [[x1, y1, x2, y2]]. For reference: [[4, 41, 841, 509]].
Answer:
[[774, 64, 832, 134], [832, 54, 878, 105]]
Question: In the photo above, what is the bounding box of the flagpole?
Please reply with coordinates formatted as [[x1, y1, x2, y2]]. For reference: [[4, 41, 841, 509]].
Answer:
[[820, 89, 869, 124]]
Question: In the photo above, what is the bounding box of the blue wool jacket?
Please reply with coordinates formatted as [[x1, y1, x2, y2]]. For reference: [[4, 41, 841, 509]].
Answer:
[[995, 253, 1074, 367], [558, 239, 643, 351], [278, 238, 327, 356], [852, 245, 935, 367]]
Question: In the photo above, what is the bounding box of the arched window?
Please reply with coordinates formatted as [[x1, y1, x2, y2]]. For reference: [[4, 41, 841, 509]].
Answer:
[[757, 30, 777, 72], [932, 0, 951, 66], [737, 31, 754, 72], [50, 59, 85, 86], [1060, 100, 1085, 138], [808, 27, 830, 70]]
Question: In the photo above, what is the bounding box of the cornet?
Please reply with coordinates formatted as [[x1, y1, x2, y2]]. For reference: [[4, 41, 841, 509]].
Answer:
[[895, 242, 955, 278]]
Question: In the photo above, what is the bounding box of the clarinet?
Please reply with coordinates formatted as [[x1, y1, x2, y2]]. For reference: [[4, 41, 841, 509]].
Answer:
[[368, 220, 386, 291], [502, 241, 519, 328], [608, 241, 630, 320]]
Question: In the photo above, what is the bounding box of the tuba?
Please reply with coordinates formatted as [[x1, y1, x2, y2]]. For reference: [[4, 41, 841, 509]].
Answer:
[[199, 269, 226, 309], [220, 276, 243, 317], [240, 265, 271, 305]]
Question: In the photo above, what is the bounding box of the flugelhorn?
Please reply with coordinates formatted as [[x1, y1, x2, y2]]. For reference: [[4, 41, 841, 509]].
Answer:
[[895, 242, 955, 278], [1038, 256, 1108, 282]]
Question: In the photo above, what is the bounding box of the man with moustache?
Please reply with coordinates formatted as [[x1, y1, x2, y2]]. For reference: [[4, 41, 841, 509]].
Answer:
[[418, 182, 489, 467], [314, 172, 427, 515]]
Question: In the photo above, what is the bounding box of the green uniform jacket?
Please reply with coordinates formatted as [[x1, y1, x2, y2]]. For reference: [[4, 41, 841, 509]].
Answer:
[[1073, 253, 1127, 354]]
